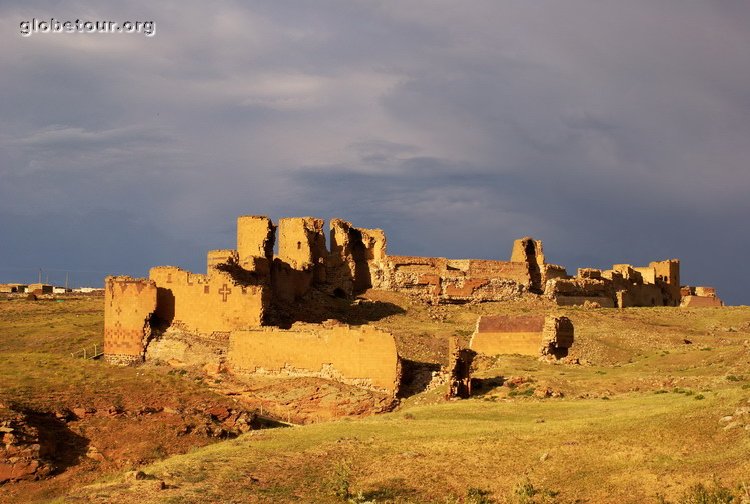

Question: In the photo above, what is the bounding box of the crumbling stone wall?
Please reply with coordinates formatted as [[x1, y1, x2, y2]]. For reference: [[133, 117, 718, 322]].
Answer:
[[372, 256, 529, 303], [228, 322, 401, 395], [327, 219, 386, 297], [680, 286, 723, 307], [547, 259, 682, 308], [272, 217, 327, 302], [103, 276, 157, 365], [511, 237, 545, 292], [469, 314, 574, 358], [446, 337, 476, 398]]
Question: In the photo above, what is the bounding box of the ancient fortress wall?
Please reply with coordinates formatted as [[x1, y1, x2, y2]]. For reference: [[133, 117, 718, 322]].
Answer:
[[103, 276, 157, 365], [149, 266, 267, 334], [372, 256, 530, 302], [546, 259, 682, 308], [469, 314, 574, 358], [103, 213, 719, 396], [228, 323, 401, 394]]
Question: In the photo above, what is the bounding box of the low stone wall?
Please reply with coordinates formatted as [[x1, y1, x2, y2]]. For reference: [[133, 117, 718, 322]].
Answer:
[[228, 322, 401, 395], [469, 314, 574, 358], [681, 295, 723, 307]]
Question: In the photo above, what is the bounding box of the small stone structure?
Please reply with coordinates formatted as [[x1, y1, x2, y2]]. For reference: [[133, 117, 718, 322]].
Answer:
[[680, 286, 724, 307], [469, 314, 574, 359]]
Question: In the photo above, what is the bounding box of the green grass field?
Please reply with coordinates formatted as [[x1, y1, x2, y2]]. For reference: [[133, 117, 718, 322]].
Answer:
[[2, 294, 749, 503]]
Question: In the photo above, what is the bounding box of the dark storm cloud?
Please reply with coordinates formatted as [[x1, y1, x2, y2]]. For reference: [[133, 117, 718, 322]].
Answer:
[[0, 1, 748, 303]]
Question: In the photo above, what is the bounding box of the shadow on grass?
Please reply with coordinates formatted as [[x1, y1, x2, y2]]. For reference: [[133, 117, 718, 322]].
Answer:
[[469, 376, 506, 396]]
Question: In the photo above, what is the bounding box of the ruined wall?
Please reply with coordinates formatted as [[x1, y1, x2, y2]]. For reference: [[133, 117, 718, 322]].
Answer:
[[327, 219, 380, 297], [680, 286, 723, 307], [469, 314, 574, 358], [149, 266, 268, 334], [228, 322, 401, 395], [652, 260, 680, 306], [511, 237, 545, 292], [373, 255, 529, 303], [103, 276, 157, 365], [545, 277, 616, 308], [470, 315, 546, 356], [446, 337, 476, 398], [237, 215, 275, 280], [549, 259, 682, 308], [272, 217, 327, 302], [207, 249, 239, 274], [237, 216, 275, 263]]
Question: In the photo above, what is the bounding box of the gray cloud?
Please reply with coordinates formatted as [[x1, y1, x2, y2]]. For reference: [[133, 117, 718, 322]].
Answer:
[[0, 1, 748, 303]]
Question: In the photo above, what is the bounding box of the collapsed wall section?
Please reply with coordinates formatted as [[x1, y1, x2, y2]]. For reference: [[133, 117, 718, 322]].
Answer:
[[469, 314, 574, 358], [327, 219, 388, 297], [511, 237, 545, 292], [103, 276, 157, 365], [373, 255, 529, 303], [228, 322, 401, 395], [548, 259, 682, 308], [237, 215, 275, 279], [273, 217, 327, 302]]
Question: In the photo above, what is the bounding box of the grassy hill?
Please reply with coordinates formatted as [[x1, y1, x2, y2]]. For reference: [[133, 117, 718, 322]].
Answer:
[[1, 293, 749, 503]]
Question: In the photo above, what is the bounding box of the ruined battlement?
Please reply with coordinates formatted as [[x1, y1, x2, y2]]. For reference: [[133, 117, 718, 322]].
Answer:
[[547, 258, 682, 308], [102, 213, 718, 396]]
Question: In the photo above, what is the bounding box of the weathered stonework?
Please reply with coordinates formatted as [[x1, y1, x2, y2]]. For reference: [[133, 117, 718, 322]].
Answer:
[[680, 286, 724, 307], [103, 213, 722, 397], [446, 337, 476, 398], [371, 256, 529, 303], [228, 322, 401, 395], [150, 266, 268, 334], [546, 259, 682, 308], [469, 314, 574, 358], [103, 276, 157, 365]]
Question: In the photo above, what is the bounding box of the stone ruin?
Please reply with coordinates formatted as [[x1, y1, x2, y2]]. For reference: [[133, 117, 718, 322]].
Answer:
[[469, 315, 575, 359], [103, 214, 722, 398], [680, 286, 724, 307]]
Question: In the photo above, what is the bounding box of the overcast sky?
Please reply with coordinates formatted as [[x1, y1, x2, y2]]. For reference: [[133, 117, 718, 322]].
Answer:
[[1, 1, 749, 304]]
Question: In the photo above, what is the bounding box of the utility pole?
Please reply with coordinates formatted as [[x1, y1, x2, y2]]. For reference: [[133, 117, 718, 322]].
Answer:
[[38, 268, 42, 284], [65, 272, 69, 290]]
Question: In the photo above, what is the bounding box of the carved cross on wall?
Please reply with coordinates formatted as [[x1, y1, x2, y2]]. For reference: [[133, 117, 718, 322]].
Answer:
[[219, 284, 231, 302]]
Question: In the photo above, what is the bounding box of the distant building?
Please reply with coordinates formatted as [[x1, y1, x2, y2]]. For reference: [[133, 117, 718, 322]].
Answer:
[[0, 283, 28, 293], [28, 283, 53, 294], [73, 287, 104, 293]]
